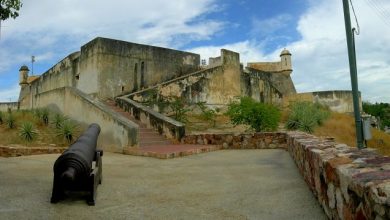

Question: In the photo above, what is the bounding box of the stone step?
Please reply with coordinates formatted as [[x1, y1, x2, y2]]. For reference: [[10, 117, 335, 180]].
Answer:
[[139, 140, 173, 147], [105, 99, 174, 147]]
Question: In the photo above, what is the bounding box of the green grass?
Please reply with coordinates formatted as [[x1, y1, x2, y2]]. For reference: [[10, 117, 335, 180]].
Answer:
[[0, 110, 82, 147]]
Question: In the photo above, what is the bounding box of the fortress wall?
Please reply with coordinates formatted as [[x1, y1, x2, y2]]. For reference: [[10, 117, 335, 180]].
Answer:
[[284, 90, 361, 113], [19, 52, 81, 107], [0, 102, 19, 111], [78, 37, 200, 99], [247, 62, 281, 72], [153, 49, 241, 107], [33, 87, 138, 152]]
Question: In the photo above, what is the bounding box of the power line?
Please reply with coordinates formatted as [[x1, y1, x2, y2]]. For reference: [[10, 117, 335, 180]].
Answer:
[[349, 0, 360, 35], [365, 0, 390, 28]]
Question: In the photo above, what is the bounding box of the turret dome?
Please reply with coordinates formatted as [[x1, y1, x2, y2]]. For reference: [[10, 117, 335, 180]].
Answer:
[[280, 48, 291, 56]]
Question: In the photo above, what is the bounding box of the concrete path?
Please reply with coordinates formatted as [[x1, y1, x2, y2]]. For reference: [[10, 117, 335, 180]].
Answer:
[[0, 150, 326, 220]]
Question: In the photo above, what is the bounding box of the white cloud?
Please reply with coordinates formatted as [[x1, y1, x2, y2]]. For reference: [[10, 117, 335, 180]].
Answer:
[[275, 0, 390, 103], [2, 0, 223, 47], [189, 0, 390, 103]]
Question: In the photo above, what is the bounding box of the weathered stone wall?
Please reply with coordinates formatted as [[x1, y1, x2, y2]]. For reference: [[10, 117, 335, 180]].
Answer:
[[19, 52, 80, 107], [285, 90, 362, 113], [0, 145, 66, 157], [33, 87, 138, 152], [287, 131, 390, 219], [182, 132, 287, 149], [134, 49, 241, 108], [78, 37, 200, 99], [0, 102, 19, 111], [241, 71, 283, 105], [244, 67, 296, 97]]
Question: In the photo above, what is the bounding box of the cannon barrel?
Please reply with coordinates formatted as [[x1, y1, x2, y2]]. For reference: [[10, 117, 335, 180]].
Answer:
[[53, 123, 100, 181], [51, 123, 103, 205]]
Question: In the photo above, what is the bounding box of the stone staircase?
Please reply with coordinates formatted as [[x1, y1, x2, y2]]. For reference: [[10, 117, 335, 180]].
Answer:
[[105, 100, 173, 147]]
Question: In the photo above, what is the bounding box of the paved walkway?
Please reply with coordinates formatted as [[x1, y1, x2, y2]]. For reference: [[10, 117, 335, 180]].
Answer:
[[0, 150, 326, 220]]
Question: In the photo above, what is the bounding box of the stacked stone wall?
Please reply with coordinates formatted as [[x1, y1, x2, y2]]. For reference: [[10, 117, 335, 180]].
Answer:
[[287, 131, 390, 219]]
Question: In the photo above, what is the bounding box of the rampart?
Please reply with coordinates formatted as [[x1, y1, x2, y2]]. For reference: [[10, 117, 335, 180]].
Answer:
[[78, 37, 200, 99], [33, 87, 138, 152], [285, 90, 361, 113], [0, 102, 19, 111]]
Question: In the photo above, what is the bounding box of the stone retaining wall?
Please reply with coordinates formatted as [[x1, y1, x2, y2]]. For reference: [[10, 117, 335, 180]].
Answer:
[[0, 146, 67, 157], [287, 131, 390, 219], [182, 132, 287, 149]]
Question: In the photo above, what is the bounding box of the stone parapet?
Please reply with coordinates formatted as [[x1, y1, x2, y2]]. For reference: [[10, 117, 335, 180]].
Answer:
[[287, 131, 390, 219], [0, 145, 67, 157], [182, 132, 287, 149]]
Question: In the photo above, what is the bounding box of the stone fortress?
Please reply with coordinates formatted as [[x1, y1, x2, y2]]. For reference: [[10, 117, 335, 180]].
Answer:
[[3, 37, 357, 152]]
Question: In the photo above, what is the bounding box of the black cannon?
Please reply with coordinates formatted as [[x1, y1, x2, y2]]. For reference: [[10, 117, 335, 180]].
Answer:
[[50, 123, 103, 206]]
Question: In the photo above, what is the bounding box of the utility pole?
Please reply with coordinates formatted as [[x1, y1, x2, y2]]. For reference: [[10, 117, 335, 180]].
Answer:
[[342, 0, 364, 149]]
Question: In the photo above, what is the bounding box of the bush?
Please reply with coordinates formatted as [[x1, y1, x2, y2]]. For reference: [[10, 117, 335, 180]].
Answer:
[[5, 113, 16, 129], [56, 120, 77, 143], [226, 97, 281, 132], [286, 101, 330, 133], [19, 122, 38, 142]]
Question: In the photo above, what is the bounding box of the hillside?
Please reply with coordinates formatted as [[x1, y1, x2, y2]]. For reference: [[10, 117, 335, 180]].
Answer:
[[314, 112, 390, 156]]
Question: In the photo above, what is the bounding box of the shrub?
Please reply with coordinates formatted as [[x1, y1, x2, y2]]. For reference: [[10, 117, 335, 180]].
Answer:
[[286, 101, 330, 133], [196, 102, 217, 127], [226, 97, 281, 132], [169, 97, 190, 123], [0, 111, 3, 124], [19, 122, 38, 142], [52, 113, 67, 129], [56, 120, 77, 143], [6, 113, 16, 129]]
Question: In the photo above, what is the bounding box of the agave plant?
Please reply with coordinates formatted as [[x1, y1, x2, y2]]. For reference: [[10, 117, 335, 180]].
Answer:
[[19, 122, 38, 142], [52, 113, 67, 129], [6, 113, 16, 129], [56, 120, 77, 143]]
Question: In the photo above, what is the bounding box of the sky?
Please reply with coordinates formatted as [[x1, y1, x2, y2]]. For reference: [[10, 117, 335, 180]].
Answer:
[[0, 0, 389, 103]]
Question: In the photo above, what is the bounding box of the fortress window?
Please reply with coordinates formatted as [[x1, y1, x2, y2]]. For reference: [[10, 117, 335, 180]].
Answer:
[[134, 63, 138, 91], [141, 61, 145, 88]]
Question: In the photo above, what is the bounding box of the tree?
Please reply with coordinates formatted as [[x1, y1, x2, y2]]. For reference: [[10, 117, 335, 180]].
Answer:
[[0, 0, 22, 21]]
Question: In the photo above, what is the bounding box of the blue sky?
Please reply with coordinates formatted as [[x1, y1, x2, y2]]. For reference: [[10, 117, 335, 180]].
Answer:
[[1, 0, 390, 103]]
